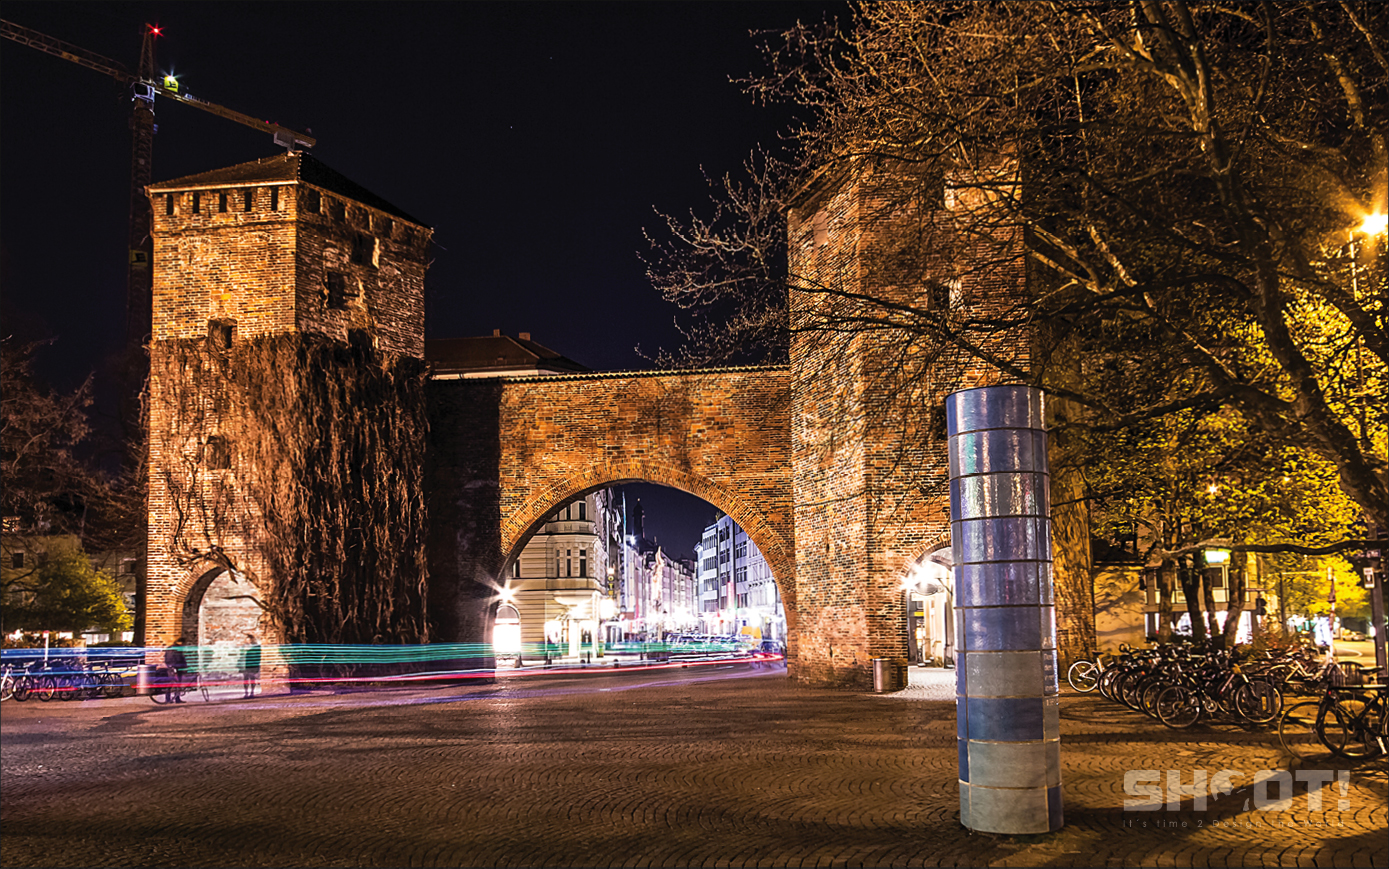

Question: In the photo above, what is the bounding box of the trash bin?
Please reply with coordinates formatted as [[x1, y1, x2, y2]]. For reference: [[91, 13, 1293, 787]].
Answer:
[[872, 657, 908, 692], [135, 664, 156, 696]]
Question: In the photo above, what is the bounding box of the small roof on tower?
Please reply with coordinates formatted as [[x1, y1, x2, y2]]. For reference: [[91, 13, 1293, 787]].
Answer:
[[147, 151, 426, 226]]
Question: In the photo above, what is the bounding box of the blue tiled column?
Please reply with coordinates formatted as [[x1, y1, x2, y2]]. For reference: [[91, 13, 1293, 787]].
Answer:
[[947, 385, 1062, 834]]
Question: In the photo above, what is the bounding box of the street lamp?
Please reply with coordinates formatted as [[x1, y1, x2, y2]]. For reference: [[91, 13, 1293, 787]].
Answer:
[[1348, 211, 1387, 677]]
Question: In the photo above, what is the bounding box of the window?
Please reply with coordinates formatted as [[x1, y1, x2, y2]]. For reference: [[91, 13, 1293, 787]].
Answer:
[[11, 552, 23, 569], [350, 233, 378, 268], [204, 436, 232, 470], [208, 319, 235, 350], [566, 550, 573, 578], [301, 188, 320, 214], [325, 271, 355, 309], [165, 194, 175, 216], [512, 561, 521, 578], [270, 187, 280, 211], [243, 188, 255, 212], [577, 501, 586, 521], [735, 542, 747, 559], [556, 552, 562, 577], [122, 559, 138, 576], [329, 199, 346, 222], [218, 191, 228, 213], [811, 210, 829, 247], [927, 280, 951, 311], [579, 551, 587, 578], [191, 192, 201, 213]]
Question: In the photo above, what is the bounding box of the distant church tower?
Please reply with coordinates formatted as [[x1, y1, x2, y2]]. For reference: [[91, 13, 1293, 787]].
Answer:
[[144, 152, 432, 649]]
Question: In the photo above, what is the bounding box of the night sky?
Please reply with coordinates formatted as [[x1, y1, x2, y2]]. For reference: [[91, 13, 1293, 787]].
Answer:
[[1, 2, 841, 557]]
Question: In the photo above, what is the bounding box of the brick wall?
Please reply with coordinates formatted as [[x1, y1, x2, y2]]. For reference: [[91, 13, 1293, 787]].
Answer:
[[426, 369, 797, 662], [787, 158, 1035, 688]]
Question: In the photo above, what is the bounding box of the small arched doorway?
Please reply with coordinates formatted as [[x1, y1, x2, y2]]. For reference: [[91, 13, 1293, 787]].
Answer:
[[182, 567, 264, 653], [903, 546, 953, 667]]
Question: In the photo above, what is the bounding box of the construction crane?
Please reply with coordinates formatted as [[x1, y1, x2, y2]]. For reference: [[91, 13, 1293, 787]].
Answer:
[[2, 18, 316, 647], [1, 18, 316, 354]]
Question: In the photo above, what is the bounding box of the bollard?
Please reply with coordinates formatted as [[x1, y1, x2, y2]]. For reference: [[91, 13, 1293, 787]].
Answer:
[[135, 664, 155, 697], [947, 385, 1062, 834]]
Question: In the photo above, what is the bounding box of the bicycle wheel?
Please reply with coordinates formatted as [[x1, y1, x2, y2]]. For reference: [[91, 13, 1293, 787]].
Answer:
[[0, 673, 13, 702], [1326, 697, 1381, 758], [1140, 679, 1169, 719], [1280, 701, 1332, 759], [1120, 672, 1149, 710], [1156, 684, 1202, 729], [1098, 668, 1124, 701], [56, 675, 79, 701], [1234, 679, 1283, 725], [99, 672, 125, 699], [1067, 660, 1099, 692], [33, 675, 57, 702], [13, 676, 32, 702]]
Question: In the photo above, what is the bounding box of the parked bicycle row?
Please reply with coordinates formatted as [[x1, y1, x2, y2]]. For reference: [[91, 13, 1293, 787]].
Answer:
[[1066, 639, 1387, 759], [1065, 640, 1310, 729], [1, 656, 133, 702]]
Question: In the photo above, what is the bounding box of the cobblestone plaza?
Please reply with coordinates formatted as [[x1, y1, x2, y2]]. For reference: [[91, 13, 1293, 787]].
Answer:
[[2, 665, 1385, 867]]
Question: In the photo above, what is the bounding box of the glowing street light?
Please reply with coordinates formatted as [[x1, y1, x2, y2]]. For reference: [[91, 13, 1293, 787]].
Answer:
[[1358, 212, 1387, 237]]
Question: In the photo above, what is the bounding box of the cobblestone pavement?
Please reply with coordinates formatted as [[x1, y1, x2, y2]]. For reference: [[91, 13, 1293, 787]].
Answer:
[[2, 661, 1384, 868]]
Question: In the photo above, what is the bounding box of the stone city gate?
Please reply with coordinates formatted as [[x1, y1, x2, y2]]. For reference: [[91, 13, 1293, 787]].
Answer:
[[142, 152, 1087, 690]]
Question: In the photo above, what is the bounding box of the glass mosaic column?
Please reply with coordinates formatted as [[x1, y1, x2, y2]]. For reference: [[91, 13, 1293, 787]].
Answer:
[[947, 385, 1062, 834]]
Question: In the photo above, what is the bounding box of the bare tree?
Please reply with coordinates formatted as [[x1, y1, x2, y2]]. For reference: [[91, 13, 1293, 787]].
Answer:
[[651, 0, 1387, 564]]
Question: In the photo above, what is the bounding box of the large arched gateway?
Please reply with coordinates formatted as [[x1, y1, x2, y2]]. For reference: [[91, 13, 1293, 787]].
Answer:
[[424, 367, 797, 663]]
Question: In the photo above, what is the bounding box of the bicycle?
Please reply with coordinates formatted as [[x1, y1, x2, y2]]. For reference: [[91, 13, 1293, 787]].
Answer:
[[149, 667, 192, 704], [1320, 683, 1387, 758]]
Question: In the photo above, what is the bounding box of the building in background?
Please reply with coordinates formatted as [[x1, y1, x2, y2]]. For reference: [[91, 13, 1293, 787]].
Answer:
[[500, 490, 620, 661], [694, 514, 784, 642]]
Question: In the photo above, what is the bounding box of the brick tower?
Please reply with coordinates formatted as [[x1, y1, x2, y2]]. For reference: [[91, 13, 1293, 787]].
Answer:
[[144, 152, 432, 649], [785, 158, 1033, 687]]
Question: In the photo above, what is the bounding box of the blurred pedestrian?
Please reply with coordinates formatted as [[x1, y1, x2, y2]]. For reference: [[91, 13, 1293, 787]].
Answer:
[[164, 637, 188, 703], [239, 636, 261, 698]]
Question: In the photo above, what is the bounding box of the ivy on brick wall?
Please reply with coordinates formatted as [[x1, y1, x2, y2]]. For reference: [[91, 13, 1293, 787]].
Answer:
[[153, 333, 430, 645]]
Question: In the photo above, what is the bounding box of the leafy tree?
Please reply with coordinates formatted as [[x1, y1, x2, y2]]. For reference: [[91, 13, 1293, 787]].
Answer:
[[3, 544, 131, 635]]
